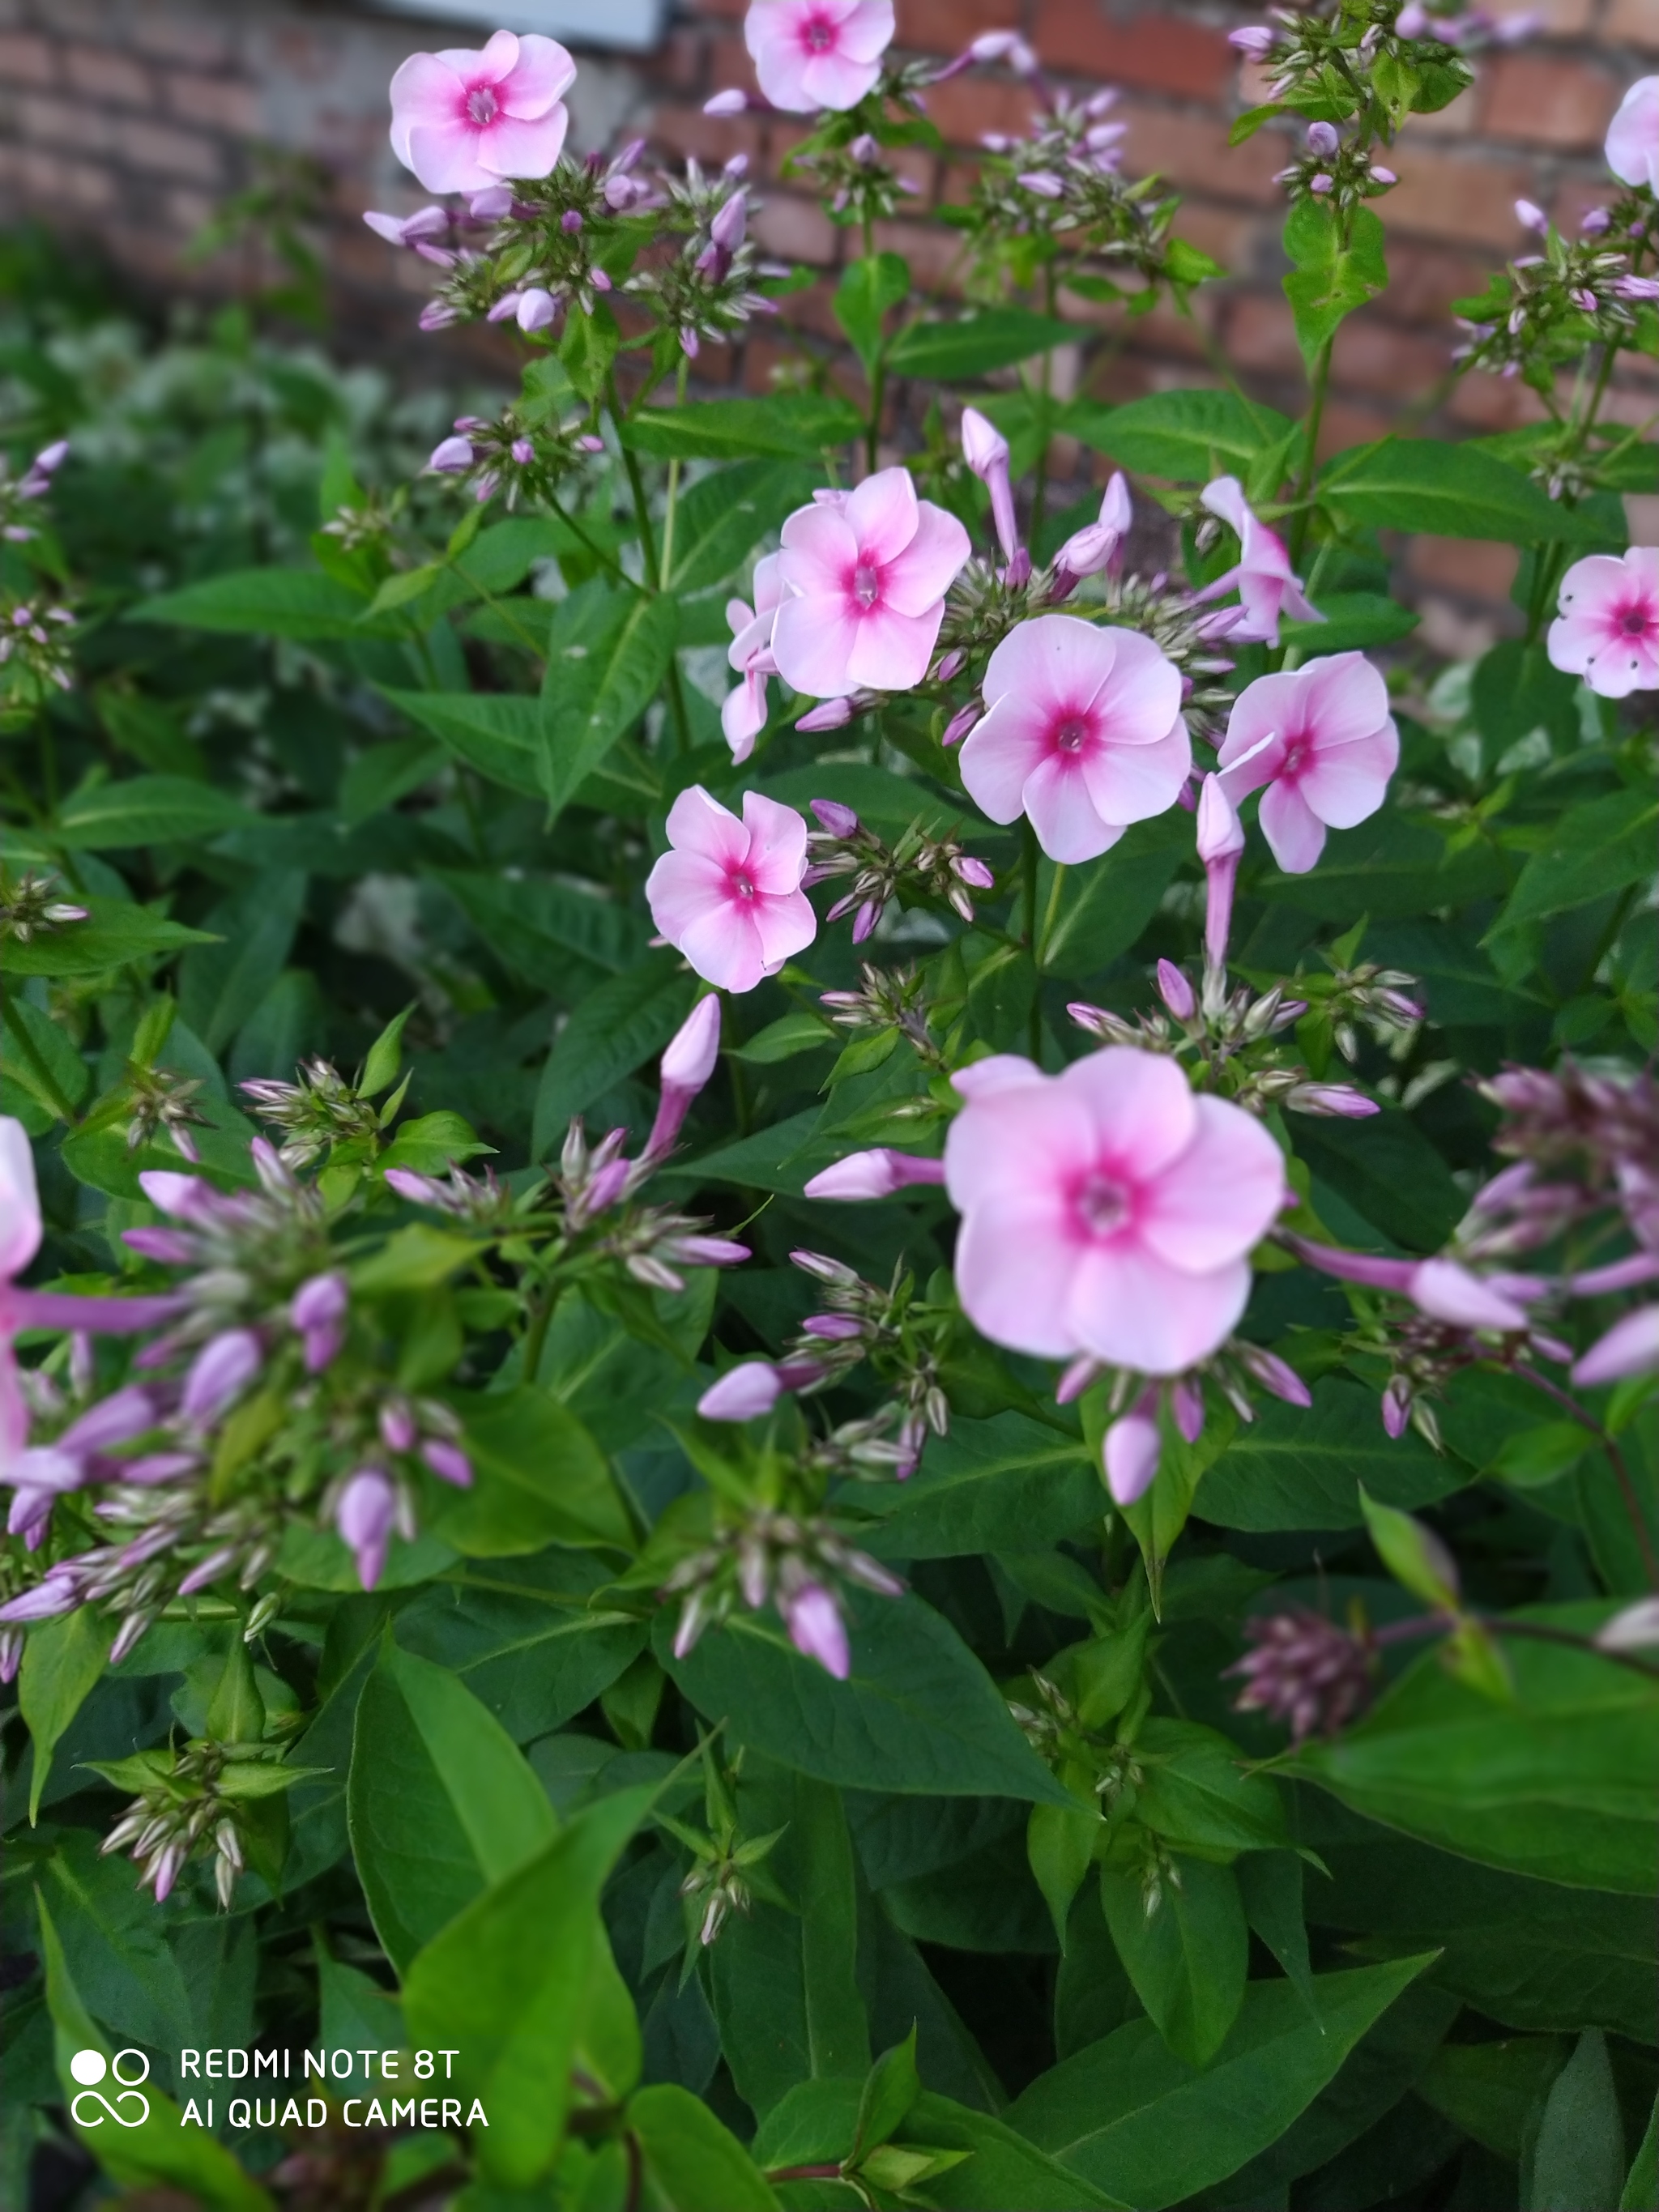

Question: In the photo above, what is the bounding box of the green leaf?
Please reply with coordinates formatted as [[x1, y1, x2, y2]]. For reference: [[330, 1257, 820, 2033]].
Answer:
[[1282, 199, 1388, 372], [1135, 1717, 1288, 1855], [1526, 2029, 1623, 2211], [1238, 1850, 1317, 2018], [20, 1608, 109, 1822], [396, 1566, 647, 1742], [434, 1386, 633, 1554], [1320, 437, 1606, 543], [888, 309, 1075, 380], [376, 1110, 488, 1179], [656, 1592, 1073, 1805], [1471, 637, 1582, 751], [1, 895, 216, 978], [1197, 1378, 1466, 1531], [1418, 2035, 1569, 2161], [539, 581, 677, 815], [1007, 1956, 1435, 2210], [1037, 812, 1192, 978], [708, 1769, 870, 2117], [177, 869, 306, 1055], [377, 685, 544, 796], [854, 2028, 921, 2159], [132, 566, 410, 640], [1065, 390, 1295, 482], [401, 1784, 658, 2186], [667, 459, 817, 592], [350, 1223, 479, 1294], [1098, 1856, 1247, 2068], [1297, 1609, 1659, 1892], [1360, 1486, 1462, 1610], [1284, 590, 1420, 654], [359, 1003, 414, 1098], [624, 395, 863, 460], [1029, 1801, 1100, 1949], [435, 867, 650, 991], [834, 252, 911, 373], [1495, 791, 1659, 933], [36, 1887, 273, 2209], [531, 956, 695, 1155], [56, 774, 253, 850], [629, 2083, 782, 2209], [1256, 808, 1508, 921], [561, 296, 620, 403], [348, 1639, 557, 1974], [732, 1009, 837, 1064], [898, 2092, 1131, 2210], [854, 1412, 1098, 1562], [1623, 2094, 1659, 2212]]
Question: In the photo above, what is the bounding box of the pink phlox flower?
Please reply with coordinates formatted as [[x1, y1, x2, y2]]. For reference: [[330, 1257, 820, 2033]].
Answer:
[[944, 1048, 1286, 1375], [646, 786, 817, 994], [390, 30, 575, 194], [1216, 651, 1399, 875], [744, 0, 896, 113], [1547, 548, 1659, 698], [722, 552, 784, 762], [1606, 76, 1659, 194], [957, 615, 1190, 864], [772, 467, 970, 699], [1053, 473, 1132, 584], [1193, 475, 1321, 644]]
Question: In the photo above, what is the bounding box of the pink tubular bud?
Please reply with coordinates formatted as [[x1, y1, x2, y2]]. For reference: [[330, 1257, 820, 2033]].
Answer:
[[1408, 1259, 1530, 1333], [953, 855, 995, 889], [380, 1403, 418, 1453], [782, 1583, 850, 1678], [1171, 1377, 1205, 1443], [698, 1363, 785, 1421], [704, 88, 749, 115], [1104, 1400, 1161, 1506], [809, 798, 861, 837], [517, 288, 561, 333], [0, 1570, 83, 1624], [646, 995, 723, 1160], [290, 1272, 348, 1334], [1307, 121, 1340, 157], [181, 1329, 263, 1426], [138, 1170, 212, 1221], [429, 435, 474, 473], [941, 701, 981, 748], [337, 1468, 397, 1590], [1286, 1084, 1380, 1119], [1236, 1344, 1312, 1408], [1516, 198, 1549, 236], [421, 1438, 474, 1487], [384, 1167, 444, 1204], [710, 192, 748, 251], [1156, 959, 1196, 1021], [1381, 1376, 1412, 1438], [1573, 1305, 1659, 1388], [961, 406, 1019, 565], [803, 1149, 948, 1201], [796, 697, 855, 732], [803, 1313, 864, 1340], [1229, 24, 1275, 58], [1196, 776, 1245, 972]]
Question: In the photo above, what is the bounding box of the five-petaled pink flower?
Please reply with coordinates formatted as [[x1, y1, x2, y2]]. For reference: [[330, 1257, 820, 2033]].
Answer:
[[1194, 476, 1320, 645], [390, 31, 575, 194], [646, 786, 817, 994], [957, 615, 1190, 863], [744, 0, 896, 113], [1547, 548, 1659, 698], [723, 553, 783, 763], [1216, 650, 1399, 875], [772, 468, 970, 699], [944, 1050, 1286, 1375], [1606, 76, 1659, 194]]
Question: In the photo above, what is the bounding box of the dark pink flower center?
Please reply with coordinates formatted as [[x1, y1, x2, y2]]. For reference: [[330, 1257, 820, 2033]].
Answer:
[[851, 560, 881, 609], [1075, 1170, 1132, 1239], [803, 14, 837, 51], [1054, 714, 1091, 754], [466, 83, 501, 126], [1620, 603, 1655, 639], [729, 867, 757, 901], [1282, 734, 1310, 778]]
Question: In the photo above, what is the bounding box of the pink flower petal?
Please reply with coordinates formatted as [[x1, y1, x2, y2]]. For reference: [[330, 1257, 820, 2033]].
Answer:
[[403, 121, 490, 195], [477, 110, 569, 181], [1021, 753, 1123, 863], [677, 902, 768, 993], [880, 500, 971, 615], [1065, 1242, 1252, 1374], [498, 32, 576, 116], [1078, 714, 1191, 825], [772, 592, 865, 697], [846, 599, 943, 693], [1091, 626, 1185, 742], [954, 1194, 1087, 1357], [845, 465, 919, 569], [945, 1072, 1097, 1212], [749, 888, 818, 968], [1136, 1095, 1285, 1272], [389, 53, 463, 164], [665, 785, 749, 865], [1064, 1046, 1198, 1182], [1259, 779, 1328, 873], [1295, 724, 1399, 829], [740, 791, 809, 892], [1299, 650, 1392, 748], [0, 1118, 43, 1281], [957, 695, 1050, 823], [983, 612, 1114, 718]]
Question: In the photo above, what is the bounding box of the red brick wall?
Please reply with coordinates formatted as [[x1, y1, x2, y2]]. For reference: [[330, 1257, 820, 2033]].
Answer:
[[2, 0, 1656, 642]]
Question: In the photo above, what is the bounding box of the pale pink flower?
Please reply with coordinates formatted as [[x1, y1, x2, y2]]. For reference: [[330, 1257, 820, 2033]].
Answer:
[[1547, 548, 1659, 698], [1288, 1238, 1532, 1333], [723, 553, 784, 762], [645, 994, 724, 1159], [744, 0, 895, 113], [390, 31, 575, 194], [944, 1049, 1286, 1375], [1216, 651, 1399, 875], [699, 1364, 786, 1420], [1573, 1305, 1659, 1387], [803, 1149, 948, 1200], [1606, 76, 1659, 194], [957, 616, 1189, 864], [1195, 476, 1320, 645], [646, 786, 817, 994], [772, 467, 970, 699]]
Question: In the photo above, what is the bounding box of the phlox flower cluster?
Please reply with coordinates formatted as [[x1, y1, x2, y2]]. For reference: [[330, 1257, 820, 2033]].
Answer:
[[1548, 547, 1659, 698]]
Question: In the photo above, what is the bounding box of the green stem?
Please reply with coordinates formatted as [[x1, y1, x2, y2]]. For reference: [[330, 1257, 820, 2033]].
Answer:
[[608, 374, 692, 753], [1035, 861, 1067, 968], [521, 1277, 565, 1387], [659, 356, 690, 589], [1288, 337, 1333, 572], [548, 495, 635, 592]]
